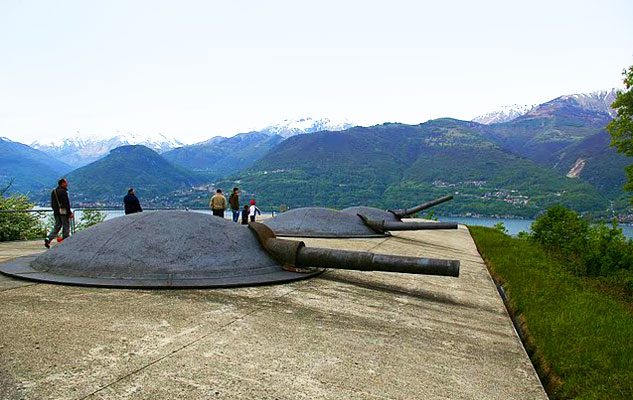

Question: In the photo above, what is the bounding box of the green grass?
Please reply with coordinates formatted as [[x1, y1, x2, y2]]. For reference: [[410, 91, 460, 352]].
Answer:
[[469, 226, 633, 399]]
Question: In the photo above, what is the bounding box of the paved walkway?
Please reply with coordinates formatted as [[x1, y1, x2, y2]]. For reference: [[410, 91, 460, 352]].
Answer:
[[0, 226, 547, 399]]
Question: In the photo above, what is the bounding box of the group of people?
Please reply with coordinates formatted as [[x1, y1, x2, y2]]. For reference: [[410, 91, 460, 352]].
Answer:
[[44, 180, 261, 248], [210, 187, 261, 224], [44, 179, 144, 248]]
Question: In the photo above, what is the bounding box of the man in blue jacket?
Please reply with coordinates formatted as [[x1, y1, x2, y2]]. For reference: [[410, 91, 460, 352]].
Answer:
[[123, 188, 143, 215]]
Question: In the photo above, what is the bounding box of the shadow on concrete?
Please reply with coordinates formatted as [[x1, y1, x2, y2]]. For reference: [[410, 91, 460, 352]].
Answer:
[[317, 272, 479, 310]]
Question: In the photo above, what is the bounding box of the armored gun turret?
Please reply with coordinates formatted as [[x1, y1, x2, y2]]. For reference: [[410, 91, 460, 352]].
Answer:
[[0, 210, 460, 288]]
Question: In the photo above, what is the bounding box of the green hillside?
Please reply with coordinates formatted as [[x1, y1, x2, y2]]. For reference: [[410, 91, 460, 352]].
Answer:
[[218, 120, 608, 217], [67, 145, 202, 205], [553, 130, 631, 198], [163, 132, 284, 180]]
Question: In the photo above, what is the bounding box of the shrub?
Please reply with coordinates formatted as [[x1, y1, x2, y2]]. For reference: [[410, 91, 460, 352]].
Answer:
[[583, 220, 633, 276], [75, 209, 106, 231], [531, 205, 589, 256], [0, 194, 46, 241], [493, 221, 507, 234], [531, 206, 633, 279]]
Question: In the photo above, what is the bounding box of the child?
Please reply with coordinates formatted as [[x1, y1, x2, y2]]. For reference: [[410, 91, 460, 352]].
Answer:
[[241, 205, 250, 225], [249, 199, 261, 222]]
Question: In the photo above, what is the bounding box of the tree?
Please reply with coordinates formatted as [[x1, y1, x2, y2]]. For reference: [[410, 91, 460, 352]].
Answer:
[[607, 65, 633, 200], [0, 180, 46, 241], [531, 205, 589, 256]]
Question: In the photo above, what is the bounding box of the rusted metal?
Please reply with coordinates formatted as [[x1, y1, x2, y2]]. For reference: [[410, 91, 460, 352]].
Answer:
[[296, 247, 460, 277], [249, 222, 460, 277], [389, 195, 454, 218], [357, 214, 458, 234]]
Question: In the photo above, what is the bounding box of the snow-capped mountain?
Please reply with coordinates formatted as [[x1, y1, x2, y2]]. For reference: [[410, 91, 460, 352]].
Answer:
[[472, 104, 536, 124], [555, 89, 618, 118], [31, 132, 184, 168], [472, 89, 619, 125], [257, 117, 354, 138]]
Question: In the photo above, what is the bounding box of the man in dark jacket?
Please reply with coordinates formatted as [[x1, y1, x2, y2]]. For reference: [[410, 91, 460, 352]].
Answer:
[[45, 178, 73, 248], [123, 188, 143, 215], [229, 187, 240, 222]]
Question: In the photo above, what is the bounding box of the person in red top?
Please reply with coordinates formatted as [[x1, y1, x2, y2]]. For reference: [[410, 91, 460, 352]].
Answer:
[[249, 199, 261, 222]]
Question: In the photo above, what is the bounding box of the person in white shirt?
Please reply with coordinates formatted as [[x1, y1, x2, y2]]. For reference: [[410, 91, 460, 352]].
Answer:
[[248, 199, 261, 222]]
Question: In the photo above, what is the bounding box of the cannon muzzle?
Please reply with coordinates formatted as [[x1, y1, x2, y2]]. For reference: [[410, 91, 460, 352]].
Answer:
[[249, 222, 459, 277], [389, 195, 454, 218], [357, 214, 458, 234]]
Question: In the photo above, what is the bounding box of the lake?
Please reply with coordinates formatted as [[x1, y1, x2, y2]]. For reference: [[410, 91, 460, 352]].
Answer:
[[79, 210, 633, 239], [438, 215, 633, 239]]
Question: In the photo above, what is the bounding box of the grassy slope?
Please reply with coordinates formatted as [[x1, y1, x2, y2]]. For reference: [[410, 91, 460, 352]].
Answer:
[[470, 226, 632, 399]]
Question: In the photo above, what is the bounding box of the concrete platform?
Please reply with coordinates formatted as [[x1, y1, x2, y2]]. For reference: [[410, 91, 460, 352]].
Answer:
[[0, 225, 547, 399]]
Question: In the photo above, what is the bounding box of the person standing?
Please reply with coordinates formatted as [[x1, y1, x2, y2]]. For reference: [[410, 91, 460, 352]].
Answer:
[[249, 199, 261, 222], [45, 178, 73, 248], [229, 187, 240, 222], [123, 188, 143, 215], [241, 204, 250, 225], [210, 189, 227, 218]]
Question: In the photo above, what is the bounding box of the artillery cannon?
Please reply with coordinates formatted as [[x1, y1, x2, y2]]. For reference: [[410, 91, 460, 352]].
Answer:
[[0, 211, 459, 289], [341, 195, 454, 222], [250, 222, 459, 277], [264, 195, 457, 238]]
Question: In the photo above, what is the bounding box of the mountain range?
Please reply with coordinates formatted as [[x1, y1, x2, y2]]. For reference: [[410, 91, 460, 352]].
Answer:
[[2, 91, 631, 219], [31, 132, 185, 168], [472, 104, 536, 124], [0, 137, 72, 194], [471, 89, 618, 124], [29, 117, 352, 170], [217, 119, 606, 218]]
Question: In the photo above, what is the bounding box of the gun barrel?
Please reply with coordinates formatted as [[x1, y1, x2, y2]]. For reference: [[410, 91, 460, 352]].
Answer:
[[357, 214, 458, 233], [391, 195, 454, 217], [249, 221, 459, 277], [386, 221, 458, 231], [296, 247, 460, 277]]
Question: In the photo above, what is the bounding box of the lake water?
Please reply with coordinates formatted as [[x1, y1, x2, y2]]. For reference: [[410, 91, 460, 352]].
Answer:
[[79, 210, 633, 239], [438, 215, 633, 239]]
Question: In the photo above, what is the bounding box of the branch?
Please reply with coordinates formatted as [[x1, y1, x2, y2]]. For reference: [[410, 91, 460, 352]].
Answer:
[[0, 178, 15, 196]]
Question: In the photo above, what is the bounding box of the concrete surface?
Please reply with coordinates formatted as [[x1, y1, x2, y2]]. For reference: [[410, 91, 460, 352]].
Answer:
[[0, 224, 547, 399]]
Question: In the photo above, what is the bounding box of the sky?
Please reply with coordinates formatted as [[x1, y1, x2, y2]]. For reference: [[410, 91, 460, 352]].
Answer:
[[1, 0, 632, 145]]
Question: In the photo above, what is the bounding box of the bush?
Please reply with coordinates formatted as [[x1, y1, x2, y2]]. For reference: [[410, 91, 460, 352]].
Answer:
[[0, 194, 46, 241], [583, 220, 633, 277], [75, 209, 106, 231], [493, 221, 507, 234], [531, 205, 589, 256], [530, 205, 633, 279]]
